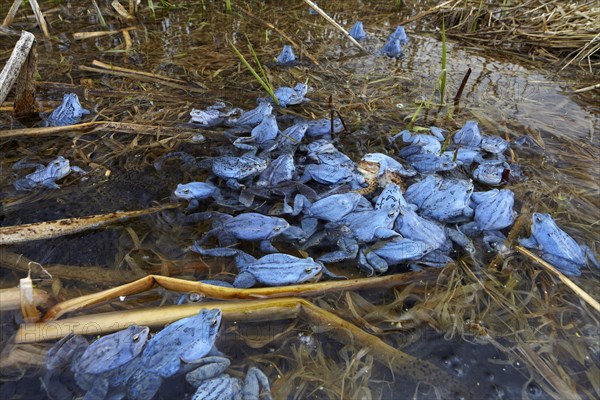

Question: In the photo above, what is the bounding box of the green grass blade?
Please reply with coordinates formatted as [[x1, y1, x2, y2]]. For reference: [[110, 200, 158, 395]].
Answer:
[[230, 40, 279, 105], [440, 18, 447, 105], [246, 37, 273, 93], [91, 0, 108, 29]]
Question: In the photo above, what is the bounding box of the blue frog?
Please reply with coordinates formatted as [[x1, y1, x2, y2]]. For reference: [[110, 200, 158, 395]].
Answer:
[[519, 213, 600, 276], [41, 93, 90, 127]]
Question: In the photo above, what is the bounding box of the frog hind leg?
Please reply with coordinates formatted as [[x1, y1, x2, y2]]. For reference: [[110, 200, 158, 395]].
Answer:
[[540, 254, 582, 277], [40, 179, 61, 189], [233, 271, 257, 288], [318, 238, 359, 263], [242, 367, 272, 400], [186, 357, 231, 387], [581, 245, 600, 269], [126, 371, 163, 400]]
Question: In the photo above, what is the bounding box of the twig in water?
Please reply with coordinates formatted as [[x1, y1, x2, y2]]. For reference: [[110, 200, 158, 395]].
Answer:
[[302, 0, 368, 54], [515, 246, 600, 313]]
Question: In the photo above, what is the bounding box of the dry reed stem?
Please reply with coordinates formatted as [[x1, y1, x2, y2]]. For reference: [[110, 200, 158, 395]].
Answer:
[[302, 0, 368, 54], [78, 65, 207, 91], [15, 298, 474, 398], [0, 204, 179, 245], [91, 60, 186, 83], [72, 27, 136, 41], [111, 0, 135, 20], [2, 0, 23, 27], [515, 246, 600, 313], [0, 121, 215, 139], [42, 270, 439, 321], [28, 0, 49, 38]]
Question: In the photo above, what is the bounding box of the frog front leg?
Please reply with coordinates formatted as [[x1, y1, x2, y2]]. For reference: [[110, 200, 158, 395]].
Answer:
[[242, 367, 272, 400], [540, 253, 583, 277], [259, 239, 279, 253], [518, 235, 539, 249], [226, 178, 245, 190], [318, 238, 359, 263]]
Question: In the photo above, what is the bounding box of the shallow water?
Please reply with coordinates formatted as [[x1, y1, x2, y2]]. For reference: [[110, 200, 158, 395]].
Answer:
[[0, 1, 598, 399]]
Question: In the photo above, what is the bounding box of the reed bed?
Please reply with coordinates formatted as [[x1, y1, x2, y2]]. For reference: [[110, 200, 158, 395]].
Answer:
[[430, 0, 600, 73]]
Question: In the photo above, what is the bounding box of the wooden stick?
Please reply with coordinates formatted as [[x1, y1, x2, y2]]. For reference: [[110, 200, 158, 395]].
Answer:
[[43, 270, 438, 321], [28, 0, 50, 38], [0, 120, 215, 139], [302, 0, 368, 54], [91, 60, 186, 83], [2, 0, 23, 27], [0, 31, 35, 106], [0, 204, 179, 245], [0, 250, 145, 286], [13, 31, 37, 117], [516, 246, 600, 313], [237, 6, 321, 67]]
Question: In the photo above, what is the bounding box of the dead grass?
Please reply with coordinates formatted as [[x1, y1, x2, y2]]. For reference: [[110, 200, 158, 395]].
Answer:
[[431, 0, 600, 74]]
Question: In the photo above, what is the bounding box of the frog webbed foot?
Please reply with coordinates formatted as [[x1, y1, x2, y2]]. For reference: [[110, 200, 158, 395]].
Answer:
[[243, 367, 272, 400], [358, 251, 388, 276]]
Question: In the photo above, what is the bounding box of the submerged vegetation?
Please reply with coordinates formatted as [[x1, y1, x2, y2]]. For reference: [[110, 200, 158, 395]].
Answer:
[[0, 0, 598, 399]]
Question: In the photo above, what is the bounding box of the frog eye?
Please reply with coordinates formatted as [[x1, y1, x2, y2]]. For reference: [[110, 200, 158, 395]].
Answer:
[[273, 226, 281, 232], [304, 267, 313, 273], [388, 211, 396, 217], [211, 317, 218, 327], [53, 161, 61, 166], [535, 215, 543, 223], [182, 189, 190, 194], [132, 333, 140, 342]]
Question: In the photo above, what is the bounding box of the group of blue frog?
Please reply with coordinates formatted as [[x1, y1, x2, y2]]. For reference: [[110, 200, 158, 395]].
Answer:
[[17, 24, 599, 399], [44, 309, 273, 400]]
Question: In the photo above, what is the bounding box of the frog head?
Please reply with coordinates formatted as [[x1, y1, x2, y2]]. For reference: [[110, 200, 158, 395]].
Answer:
[[47, 156, 72, 180]]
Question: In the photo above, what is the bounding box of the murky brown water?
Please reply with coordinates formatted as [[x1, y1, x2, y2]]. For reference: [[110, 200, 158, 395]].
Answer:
[[1, 1, 598, 399]]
